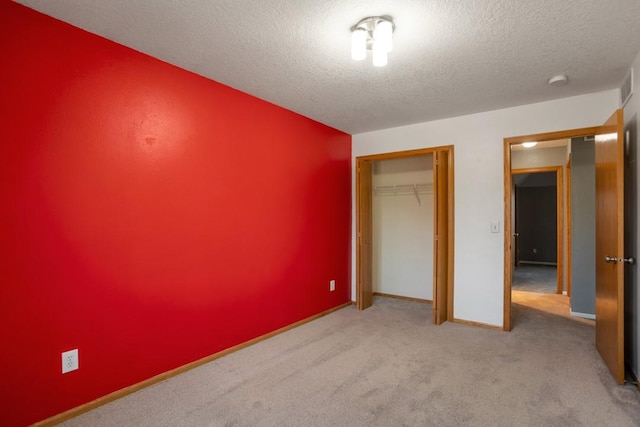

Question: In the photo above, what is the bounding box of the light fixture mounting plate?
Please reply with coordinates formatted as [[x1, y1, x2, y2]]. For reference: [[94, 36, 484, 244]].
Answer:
[[548, 74, 568, 86], [352, 15, 395, 50]]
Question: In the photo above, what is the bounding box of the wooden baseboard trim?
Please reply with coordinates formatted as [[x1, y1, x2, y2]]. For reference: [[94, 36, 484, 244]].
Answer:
[[452, 317, 503, 331], [373, 292, 432, 304], [33, 302, 352, 427]]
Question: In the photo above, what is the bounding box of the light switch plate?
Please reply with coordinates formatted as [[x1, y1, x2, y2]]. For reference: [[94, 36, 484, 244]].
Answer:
[[490, 221, 500, 233]]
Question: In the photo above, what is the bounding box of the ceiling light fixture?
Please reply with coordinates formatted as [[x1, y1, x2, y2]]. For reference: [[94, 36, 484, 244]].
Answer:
[[522, 142, 538, 148], [351, 16, 395, 67]]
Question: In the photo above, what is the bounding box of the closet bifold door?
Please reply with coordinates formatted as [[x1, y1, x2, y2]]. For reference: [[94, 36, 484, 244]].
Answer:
[[356, 159, 373, 310], [432, 150, 449, 324]]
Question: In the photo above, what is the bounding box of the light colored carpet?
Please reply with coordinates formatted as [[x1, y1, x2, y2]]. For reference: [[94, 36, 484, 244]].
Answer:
[[59, 297, 640, 427], [512, 265, 557, 293]]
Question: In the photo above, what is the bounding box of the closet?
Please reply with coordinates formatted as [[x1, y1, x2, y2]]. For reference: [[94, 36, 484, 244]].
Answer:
[[356, 146, 453, 323], [372, 156, 434, 301]]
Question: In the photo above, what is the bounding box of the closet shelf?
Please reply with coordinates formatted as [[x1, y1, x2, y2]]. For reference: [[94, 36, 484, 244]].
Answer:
[[373, 183, 433, 205]]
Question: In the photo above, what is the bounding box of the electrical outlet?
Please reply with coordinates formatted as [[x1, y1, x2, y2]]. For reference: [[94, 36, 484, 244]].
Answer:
[[61, 349, 79, 374], [329, 280, 336, 292]]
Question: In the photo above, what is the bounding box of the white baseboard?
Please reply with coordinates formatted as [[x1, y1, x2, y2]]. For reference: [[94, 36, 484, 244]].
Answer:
[[570, 310, 595, 320]]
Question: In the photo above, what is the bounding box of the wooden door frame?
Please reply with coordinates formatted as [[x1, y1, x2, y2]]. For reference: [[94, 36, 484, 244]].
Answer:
[[503, 127, 599, 331], [511, 166, 564, 295], [355, 146, 455, 322]]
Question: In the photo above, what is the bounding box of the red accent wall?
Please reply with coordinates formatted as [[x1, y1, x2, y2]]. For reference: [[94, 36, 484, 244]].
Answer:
[[0, 3, 351, 426]]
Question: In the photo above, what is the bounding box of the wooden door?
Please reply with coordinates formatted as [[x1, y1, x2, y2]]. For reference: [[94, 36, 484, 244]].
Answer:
[[356, 159, 373, 310], [433, 151, 449, 324], [595, 109, 625, 384]]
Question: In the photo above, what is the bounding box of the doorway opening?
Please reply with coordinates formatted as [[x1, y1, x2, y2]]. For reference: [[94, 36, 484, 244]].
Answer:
[[371, 156, 434, 304], [504, 128, 598, 331], [356, 146, 454, 325], [510, 164, 568, 323], [512, 167, 563, 296]]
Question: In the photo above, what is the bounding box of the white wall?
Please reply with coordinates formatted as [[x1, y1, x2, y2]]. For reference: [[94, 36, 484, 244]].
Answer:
[[623, 52, 640, 380], [372, 156, 433, 300], [352, 89, 619, 327]]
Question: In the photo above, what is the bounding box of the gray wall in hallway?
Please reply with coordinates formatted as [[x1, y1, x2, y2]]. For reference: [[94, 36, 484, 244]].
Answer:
[[516, 183, 557, 263], [570, 137, 596, 316]]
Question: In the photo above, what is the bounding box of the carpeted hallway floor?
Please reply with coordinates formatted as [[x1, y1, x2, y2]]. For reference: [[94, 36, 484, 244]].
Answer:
[[59, 297, 640, 427], [512, 265, 557, 293]]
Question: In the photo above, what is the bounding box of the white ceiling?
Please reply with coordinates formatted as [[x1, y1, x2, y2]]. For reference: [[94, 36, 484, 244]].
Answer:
[[16, 0, 640, 134]]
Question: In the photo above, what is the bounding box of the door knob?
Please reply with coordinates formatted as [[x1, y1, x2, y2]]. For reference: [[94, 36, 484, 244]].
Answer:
[[605, 256, 635, 265]]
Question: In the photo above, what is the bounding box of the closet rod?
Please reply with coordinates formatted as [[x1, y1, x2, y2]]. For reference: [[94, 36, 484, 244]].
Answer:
[[373, 183, 432, 205]]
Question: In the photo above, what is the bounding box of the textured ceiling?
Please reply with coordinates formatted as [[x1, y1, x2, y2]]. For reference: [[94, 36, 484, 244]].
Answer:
[[16, 0, 640, 134]]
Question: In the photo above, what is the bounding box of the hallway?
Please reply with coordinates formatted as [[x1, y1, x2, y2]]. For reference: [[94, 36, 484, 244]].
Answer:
[[512, 265, 557, 293]]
